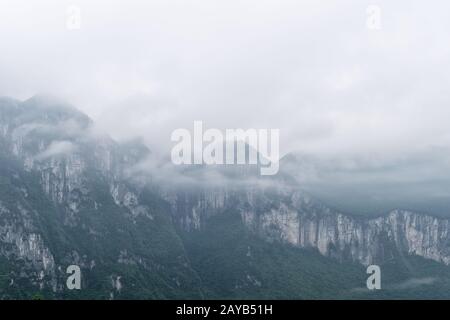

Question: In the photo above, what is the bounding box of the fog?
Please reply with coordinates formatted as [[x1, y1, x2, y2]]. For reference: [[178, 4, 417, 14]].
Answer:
[[1, 0, 450, 214]]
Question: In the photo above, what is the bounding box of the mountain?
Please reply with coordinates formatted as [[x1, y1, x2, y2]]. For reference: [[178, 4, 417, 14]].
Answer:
[[1, 95, 450, 299], [0, 95, 203, 299], [169, 185, 450, 266]]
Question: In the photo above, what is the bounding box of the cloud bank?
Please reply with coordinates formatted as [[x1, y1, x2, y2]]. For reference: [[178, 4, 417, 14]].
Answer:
[[1, 0, 450, 214]]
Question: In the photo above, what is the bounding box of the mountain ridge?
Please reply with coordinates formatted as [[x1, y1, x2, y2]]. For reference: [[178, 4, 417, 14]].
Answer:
[[0, 96, 450, 298]]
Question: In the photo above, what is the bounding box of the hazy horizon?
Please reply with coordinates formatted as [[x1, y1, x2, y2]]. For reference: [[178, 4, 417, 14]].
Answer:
[[1, 0, 450, 215]]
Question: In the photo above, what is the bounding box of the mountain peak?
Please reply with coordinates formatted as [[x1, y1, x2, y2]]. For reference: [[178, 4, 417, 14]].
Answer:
[[23, 94, 80, 113], [13, 94, 93, 128]]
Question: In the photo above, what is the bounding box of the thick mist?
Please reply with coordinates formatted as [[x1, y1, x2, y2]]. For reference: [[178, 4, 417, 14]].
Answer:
[[1, 0, 450, 215]]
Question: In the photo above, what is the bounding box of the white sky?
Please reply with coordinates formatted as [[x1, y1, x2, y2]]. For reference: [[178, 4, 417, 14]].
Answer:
[[1, 0, 450, 207]]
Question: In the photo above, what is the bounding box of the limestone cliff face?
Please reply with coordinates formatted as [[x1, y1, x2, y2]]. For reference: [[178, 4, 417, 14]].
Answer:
[[1, 95, 450, 298], [256, 206, 450, 266], [4, 95, 450, 269], [0, 96, 173, 296], [0, 202, 55, 271], [0, 96, 151, 221], [167, 186, 450, 266]]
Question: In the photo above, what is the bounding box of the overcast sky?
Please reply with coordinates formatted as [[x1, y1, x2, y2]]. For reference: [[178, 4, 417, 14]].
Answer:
[[1, 0, 450, 212]]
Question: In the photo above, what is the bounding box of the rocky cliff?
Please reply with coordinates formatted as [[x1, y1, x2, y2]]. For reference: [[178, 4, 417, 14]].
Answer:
[[0, 96, 202, 298], [1, 95, 450, 299], [166, 185, 450, 266]]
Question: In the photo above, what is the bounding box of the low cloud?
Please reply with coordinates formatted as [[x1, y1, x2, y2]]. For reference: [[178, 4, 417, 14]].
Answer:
[[36, 140, 77, 160], [1, 0, 450, 214], [126, 152, 283, 190]]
